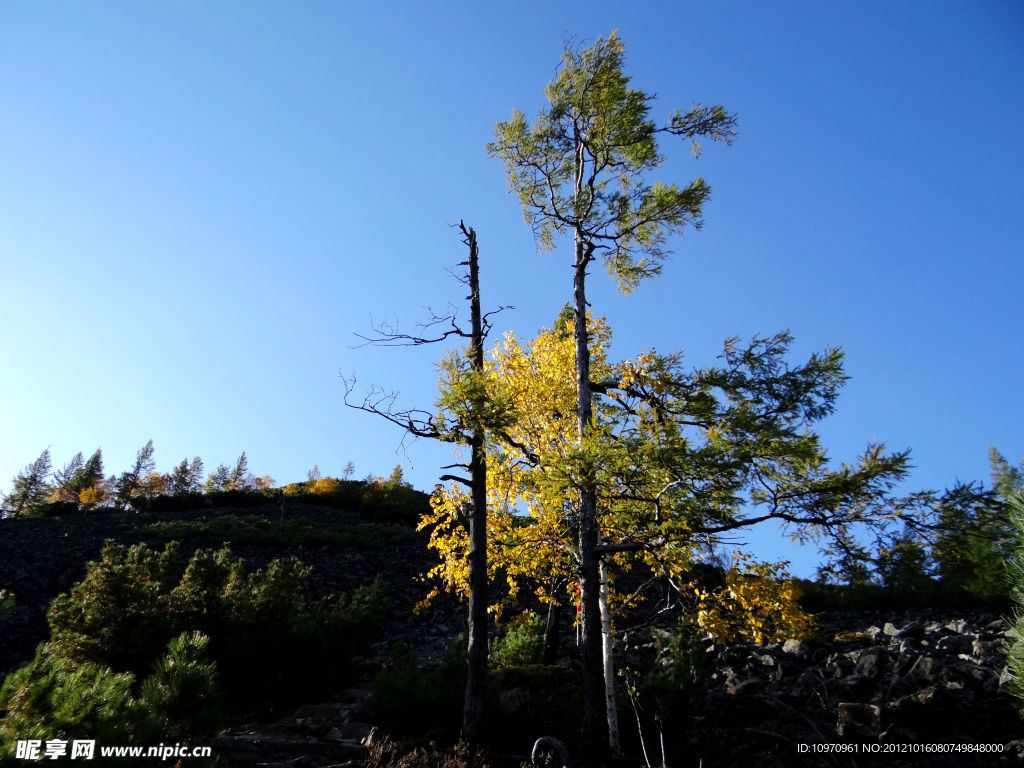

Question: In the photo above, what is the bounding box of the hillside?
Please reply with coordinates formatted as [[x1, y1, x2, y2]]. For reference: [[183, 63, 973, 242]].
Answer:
[[2, 502, 1024, 767]]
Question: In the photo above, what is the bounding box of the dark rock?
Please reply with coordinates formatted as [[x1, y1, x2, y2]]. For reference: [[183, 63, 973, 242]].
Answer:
[[836, 701, 881, 738]]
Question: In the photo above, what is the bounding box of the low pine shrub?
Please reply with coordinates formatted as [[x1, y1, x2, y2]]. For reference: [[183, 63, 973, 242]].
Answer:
[[39, 541, 386, 708], [0, 631, 221, 766]]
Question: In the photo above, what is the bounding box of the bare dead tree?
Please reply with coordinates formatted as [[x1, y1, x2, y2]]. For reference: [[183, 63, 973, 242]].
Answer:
[[343, 221, 509, 743]]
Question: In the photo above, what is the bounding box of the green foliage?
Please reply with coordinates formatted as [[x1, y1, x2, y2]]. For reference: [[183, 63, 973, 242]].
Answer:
[[51, 449, 104, 504], [0, 632, 221, 765], [991, 446, 1024, 499], [203, 462, 232, 494], [138, 631, 223, 741], [489, 612, 544, 668], [487, 32, 736, 295], [114, 439, 155, 511], [1, 645, 150, 759], [43, 541, 387, 707], [359, 477, 431, 525], [371, 637, 468, 740], [434, 351, 517, 442], [2, 448, 53, 516], [622, 625, 712, 768], [877, 532, 940, 607], [1002, 491, 1024, 716], [229, 450, 251, 490], [928, 474, 1015, 608], [278, 475, 430, 523]]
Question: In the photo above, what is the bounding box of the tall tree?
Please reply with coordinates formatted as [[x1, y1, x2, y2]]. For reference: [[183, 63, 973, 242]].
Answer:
[[79, 449, 105, 494], [3, 449, 53, 516], [229, 451, 251, 490], [927, 449, 1022, 606], [204, 464, 232, 494], [115, 440, 155, 511], [345, 223, 512, 742], [488, 31, 736, 756], [52, 449, 105, 503], [168, 459, 193, 495], [51, 452, 84, 501], [1001, 491, 1024, 714], [424, 317, 910, 754], [990, 446, 1024, 500]]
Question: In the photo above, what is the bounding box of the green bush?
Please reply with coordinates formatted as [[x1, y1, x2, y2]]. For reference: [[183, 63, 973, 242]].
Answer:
[[1002, 491, 1024, 716], [358, 481, 430, 525], [490, 612, 544, 668], [0, 632, 221, 766], [277, 476, 429, 523], [44, 540, 387, 707]]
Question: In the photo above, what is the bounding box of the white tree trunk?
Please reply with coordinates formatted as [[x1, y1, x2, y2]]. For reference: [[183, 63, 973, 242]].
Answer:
[[600, 559, 622, 757]]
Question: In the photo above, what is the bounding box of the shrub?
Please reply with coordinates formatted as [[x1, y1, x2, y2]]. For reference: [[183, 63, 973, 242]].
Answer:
[[0, 632, 221, 766], [359, 480, 430, 525], [490, 612, 544, 668], [44, 541, 387, 707], [1003, 491, 1024, 716]]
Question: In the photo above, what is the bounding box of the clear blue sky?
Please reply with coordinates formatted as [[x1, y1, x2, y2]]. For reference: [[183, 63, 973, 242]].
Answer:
[[1, 1, 1021, 576]]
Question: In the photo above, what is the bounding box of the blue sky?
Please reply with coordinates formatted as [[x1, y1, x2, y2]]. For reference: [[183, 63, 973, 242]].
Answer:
[[1, 1, 1021, 576]]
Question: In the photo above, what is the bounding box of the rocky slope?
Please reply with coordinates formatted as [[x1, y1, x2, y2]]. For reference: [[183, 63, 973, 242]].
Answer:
[[2, 505, 1023, 767]]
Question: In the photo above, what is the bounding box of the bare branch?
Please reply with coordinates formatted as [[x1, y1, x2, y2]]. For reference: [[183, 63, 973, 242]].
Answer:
[[440, 474, 474, 489]]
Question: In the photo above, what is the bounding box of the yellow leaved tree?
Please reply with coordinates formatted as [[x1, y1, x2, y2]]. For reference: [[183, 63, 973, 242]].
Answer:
[[421, 314, 869, 751]]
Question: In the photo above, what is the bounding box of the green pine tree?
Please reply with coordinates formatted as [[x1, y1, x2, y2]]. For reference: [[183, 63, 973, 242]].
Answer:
[[1002, 491, 1024, 716], [3, 449, 53, 516], [115, 440, 155, 511]]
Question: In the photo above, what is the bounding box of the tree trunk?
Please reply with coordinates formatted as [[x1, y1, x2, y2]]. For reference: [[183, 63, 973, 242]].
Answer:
[[600, 559, 621, 757], [542, 601, 562, 664], [461, 224, 489, 743], [542, 585, 563, 665], [574, 230, 608, 761]]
